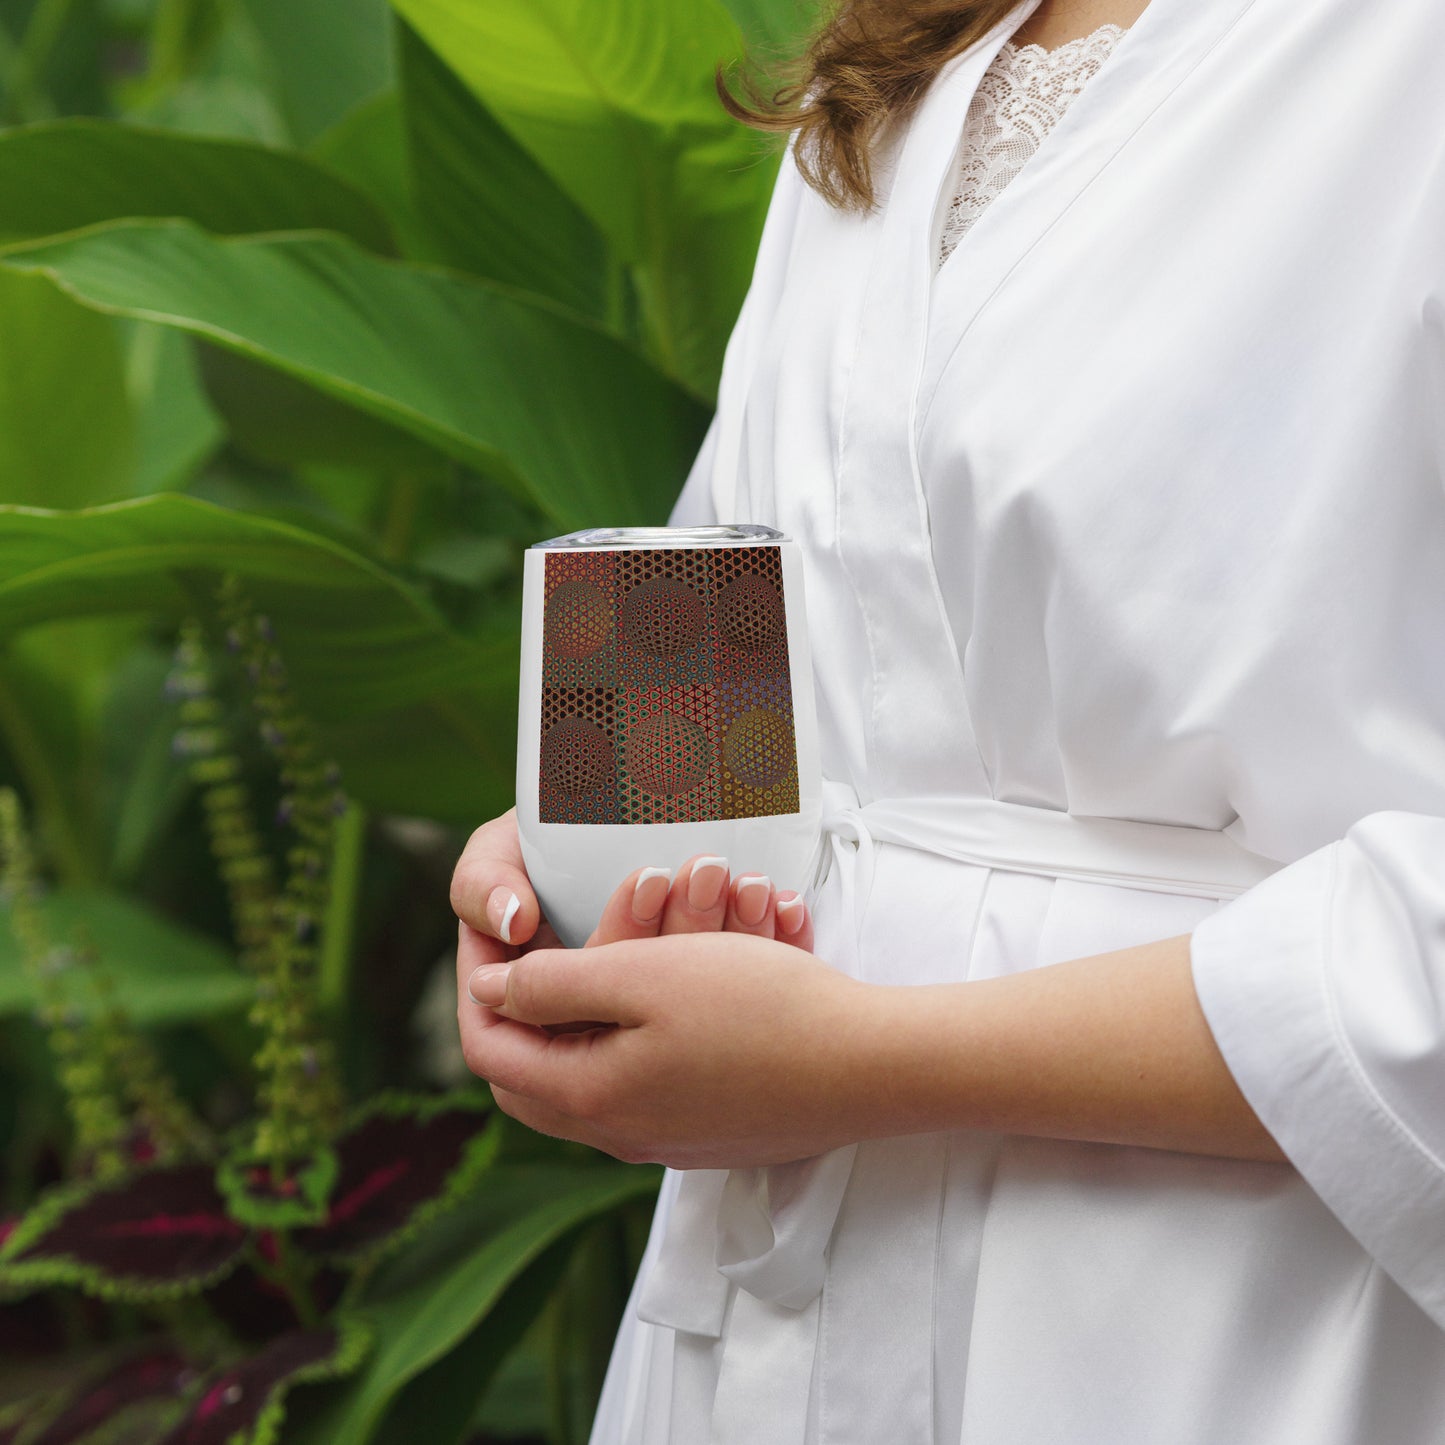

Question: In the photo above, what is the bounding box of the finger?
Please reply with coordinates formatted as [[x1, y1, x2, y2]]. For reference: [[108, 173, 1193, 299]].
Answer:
[[449, 808, 541, 946], [586, 865, 675, 947], [658, 853, 730, 934], [773, 890, 815, 952], [724, 872, 777, 939], [490, 1085, 592, 1146], [489, 946, 648, 1030]]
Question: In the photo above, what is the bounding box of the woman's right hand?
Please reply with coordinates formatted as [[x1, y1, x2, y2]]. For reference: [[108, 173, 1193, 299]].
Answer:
[[451, 809, 815, 1008]]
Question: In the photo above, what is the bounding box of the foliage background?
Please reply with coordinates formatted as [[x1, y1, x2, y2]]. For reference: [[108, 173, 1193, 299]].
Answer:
[[0, 0, 817, 1439]]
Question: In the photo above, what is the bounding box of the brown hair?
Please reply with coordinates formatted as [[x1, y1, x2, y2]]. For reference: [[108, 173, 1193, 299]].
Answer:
[[720, 0, 1021, 212]]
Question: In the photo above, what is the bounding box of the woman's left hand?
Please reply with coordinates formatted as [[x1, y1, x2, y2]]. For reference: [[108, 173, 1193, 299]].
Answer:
[[459, 931, 882, 1169]]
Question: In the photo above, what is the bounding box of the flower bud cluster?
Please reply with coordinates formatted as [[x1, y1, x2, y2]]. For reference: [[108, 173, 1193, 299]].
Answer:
[[213, 578, 345, 1170], [5, 791, 205, 1170]]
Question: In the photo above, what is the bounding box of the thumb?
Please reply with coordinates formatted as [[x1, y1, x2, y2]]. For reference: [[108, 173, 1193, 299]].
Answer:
[[481, 946, 647, 1029]]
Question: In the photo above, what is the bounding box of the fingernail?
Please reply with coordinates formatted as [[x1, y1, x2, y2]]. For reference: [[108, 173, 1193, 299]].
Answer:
[[736, 874, 771, 926], [488, 887, 520, 945], [632, 866, 673, 922], [688, 856, 729, 911], [467, 963, 511, 1006], [776, 893, 806, 936]]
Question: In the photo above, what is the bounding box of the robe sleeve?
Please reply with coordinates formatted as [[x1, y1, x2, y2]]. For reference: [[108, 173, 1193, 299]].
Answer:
[[1190, 810, 1445, 1328]]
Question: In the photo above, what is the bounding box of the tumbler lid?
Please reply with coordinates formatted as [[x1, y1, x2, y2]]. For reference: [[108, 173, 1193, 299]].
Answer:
[[532, 524, 786, 550]]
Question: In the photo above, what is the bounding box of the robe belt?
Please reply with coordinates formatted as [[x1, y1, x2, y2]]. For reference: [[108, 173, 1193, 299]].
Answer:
[[636, 781, 1284, 1339]]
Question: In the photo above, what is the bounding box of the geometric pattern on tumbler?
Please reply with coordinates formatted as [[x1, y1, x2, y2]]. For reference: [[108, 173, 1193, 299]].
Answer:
[[542, 550, 616, 688], [539, 545, 800, 823], [616, 683, 721, 824], [717, 674, 800, 818], [539, 687, 618, 823]]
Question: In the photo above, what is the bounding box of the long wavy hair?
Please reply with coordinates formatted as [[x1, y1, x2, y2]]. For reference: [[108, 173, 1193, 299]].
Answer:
[[720, 0, 1022, 211]]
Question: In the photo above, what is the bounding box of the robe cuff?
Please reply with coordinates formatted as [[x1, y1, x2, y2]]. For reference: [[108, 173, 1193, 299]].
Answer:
[[1191, 839, 1445, 1330]]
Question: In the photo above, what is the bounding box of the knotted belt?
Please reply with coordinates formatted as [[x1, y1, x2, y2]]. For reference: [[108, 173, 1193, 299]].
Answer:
[[636, 781, 1283, 1340]]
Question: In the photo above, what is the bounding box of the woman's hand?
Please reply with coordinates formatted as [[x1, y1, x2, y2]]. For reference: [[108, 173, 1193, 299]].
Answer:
[[460, 931, 874, 1169]]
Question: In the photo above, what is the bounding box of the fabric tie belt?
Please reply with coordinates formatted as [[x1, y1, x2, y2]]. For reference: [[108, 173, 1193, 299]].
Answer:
[[636, 781, 1283, 1339]]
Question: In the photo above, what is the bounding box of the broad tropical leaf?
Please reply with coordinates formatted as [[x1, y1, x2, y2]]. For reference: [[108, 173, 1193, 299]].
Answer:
[[242, 0, 394, 146], [0, 886, 252, 1024], [0, 495, 519, 825], [397, 22, 610, 320], [0, 271, 134, 509], [0, 120, 395, 253], [0, 1165, 248, 1302], [0, 220, 709, 528], [390, 0, 778, 397], [289, 1164, 660, 1445], [719, 0, 824, 54]]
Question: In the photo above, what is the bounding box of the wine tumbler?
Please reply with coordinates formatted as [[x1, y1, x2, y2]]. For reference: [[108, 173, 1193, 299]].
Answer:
[[515, 525, 821, 948]]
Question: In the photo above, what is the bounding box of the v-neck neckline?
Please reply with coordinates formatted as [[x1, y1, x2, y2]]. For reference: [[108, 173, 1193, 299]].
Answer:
[[824, 0, 1263, 799], [917, 0, 1262, 425]]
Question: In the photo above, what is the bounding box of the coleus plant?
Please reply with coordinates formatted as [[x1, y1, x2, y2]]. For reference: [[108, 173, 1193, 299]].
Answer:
[[0, 577, 498, 1445]]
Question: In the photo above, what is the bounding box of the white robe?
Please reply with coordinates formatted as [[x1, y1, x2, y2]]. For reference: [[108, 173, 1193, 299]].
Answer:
[[590, 0, 1445, 1439]]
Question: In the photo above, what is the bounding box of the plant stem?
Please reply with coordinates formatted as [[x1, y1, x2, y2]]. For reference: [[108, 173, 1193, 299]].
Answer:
[[318, 799, 365, 1025], [265, 1232, 322, 1330], [380, 471, 422, 562], [0, 674, 97, 887]]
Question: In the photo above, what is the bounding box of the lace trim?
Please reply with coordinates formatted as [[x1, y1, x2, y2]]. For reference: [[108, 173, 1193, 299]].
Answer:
[[939, 23, 1127, 266]]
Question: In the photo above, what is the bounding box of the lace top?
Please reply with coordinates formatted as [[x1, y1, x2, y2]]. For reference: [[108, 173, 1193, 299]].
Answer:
[[939, 24, 1127, 267]]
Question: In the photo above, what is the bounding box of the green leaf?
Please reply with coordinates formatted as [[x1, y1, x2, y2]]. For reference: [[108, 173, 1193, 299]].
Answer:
[[0, 119, 396, 252], [397, 20, 609, 319], [0, 886, 252, 1024], [0, 269, 134, 509], [309, 90, 439, 264], [0, 494, 519, 825], [719, 0, 823, 55], [242, 0, 393, 146], [0, 219, 709, 528], [390, 0, 776, 398], [290, 1163, 660, 1445]]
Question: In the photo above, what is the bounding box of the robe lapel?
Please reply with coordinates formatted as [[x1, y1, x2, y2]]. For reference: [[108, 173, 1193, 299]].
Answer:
[[834, 2, 1038, 803], [920, 0, 1263, 418]]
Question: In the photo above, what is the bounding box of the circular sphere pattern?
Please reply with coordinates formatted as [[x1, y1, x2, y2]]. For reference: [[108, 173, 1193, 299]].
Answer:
[[718, 573, 784, 654], [722, 707, 793, 789], [541, 717, 613, 796], [624, 711, 711, 796], [619, 578, 705, 658], [545, 581, 612, 659]]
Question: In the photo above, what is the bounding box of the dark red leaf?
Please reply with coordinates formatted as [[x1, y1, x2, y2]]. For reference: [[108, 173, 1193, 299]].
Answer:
[[3, 1165, 247, 1299], [31, 1350, 197, 1445], [158, 1327, 363, 1445], [294, 1099, 493, 1262]]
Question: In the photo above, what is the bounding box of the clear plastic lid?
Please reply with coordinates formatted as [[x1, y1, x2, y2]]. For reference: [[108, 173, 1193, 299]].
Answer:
[[531, 524, 785, 550]]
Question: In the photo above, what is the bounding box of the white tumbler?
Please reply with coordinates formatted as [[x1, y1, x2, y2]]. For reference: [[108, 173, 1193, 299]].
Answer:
[[515, 525, 821, 948]]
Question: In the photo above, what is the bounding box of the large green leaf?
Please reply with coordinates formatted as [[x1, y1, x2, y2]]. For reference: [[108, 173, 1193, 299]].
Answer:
[[0, 119, 395, 251], [397, 20, 609, 320], [0, 885, 252, 1023], [390, 0, 776, 399], [290, 1163, 660, 1445], [720, 0, 823, 55], [0, 495, 519, 825], [0, 219, 708, 528], [0, 269, 134, 508], [242, 0, 393, 145]]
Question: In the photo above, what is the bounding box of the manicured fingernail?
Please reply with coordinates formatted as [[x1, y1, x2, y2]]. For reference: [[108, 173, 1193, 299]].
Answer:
[[632, 866, 673, 922], [488, 887, 520, 945], [687, 856, 729, 912], [467, 963, 511, 1006], [736, 874, 771, 926], [776, 894, 805, 935]]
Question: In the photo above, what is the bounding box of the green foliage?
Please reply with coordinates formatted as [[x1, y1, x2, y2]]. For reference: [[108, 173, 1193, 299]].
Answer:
[[0, 0, 816, 1435]]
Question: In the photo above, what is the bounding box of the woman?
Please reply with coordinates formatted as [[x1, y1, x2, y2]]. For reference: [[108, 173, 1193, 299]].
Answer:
[[451, 0, 1445, 1439]]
